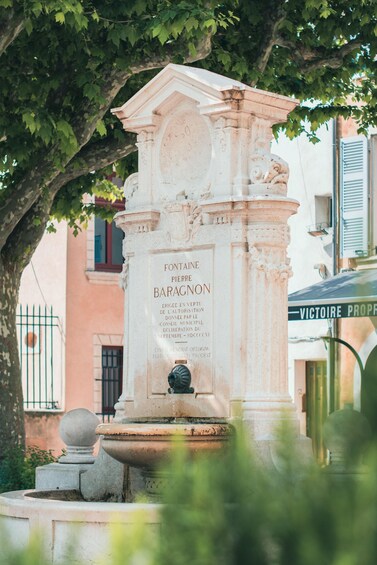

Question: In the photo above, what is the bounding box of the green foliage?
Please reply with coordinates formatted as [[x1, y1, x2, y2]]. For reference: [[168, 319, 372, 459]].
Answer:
[[1, 0, 377, 226], [202, 0, 377, 136], [0, 445, 56, 493], [4, 429, 377, 564], [154, 431, 377, 565]]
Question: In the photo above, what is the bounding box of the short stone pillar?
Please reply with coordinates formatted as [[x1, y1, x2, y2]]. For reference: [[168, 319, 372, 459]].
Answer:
[[111, 64, 300, 449], [36, 409, 99, 490]]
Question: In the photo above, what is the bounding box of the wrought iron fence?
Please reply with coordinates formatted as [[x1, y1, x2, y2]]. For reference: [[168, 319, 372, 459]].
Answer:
[[17, 305, 62, 411]]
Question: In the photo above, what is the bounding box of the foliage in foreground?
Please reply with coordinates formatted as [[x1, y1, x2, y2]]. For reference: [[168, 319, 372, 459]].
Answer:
[[2, 429, 377, 564], [0, 445, 56, 493], [157, 431, 377, 565]]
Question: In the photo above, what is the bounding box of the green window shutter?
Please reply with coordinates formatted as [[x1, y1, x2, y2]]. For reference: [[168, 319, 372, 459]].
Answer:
[[340, 136, 369, 258]]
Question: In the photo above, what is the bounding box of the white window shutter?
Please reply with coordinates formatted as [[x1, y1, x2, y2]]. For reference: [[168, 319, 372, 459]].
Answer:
[[340, 136, 368, 258]]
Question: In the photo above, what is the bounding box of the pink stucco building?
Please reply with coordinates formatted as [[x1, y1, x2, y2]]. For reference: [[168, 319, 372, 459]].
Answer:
[[21, 197, 124, 455]]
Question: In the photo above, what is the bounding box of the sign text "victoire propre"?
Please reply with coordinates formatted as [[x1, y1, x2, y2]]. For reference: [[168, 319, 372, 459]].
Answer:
[[288, 302, 377, 321]]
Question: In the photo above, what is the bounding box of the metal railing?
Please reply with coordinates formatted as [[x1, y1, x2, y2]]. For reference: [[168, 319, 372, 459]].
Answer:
[[17, 305, 61, 411]]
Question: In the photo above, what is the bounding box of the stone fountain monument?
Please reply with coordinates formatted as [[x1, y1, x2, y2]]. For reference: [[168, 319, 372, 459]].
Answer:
[[97, 64, 301, 474], [0, 65, 304, 562]]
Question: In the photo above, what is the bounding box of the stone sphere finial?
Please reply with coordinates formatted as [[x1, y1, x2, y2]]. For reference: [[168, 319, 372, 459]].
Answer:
[[59, 408, 100, 464]]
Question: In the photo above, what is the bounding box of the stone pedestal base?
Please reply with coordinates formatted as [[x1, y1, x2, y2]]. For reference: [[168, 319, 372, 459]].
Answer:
[[80, 444, 127, 502], [35, 462, 92, 491], [241, 398, 300, 440], [237, 398, 311, 467]]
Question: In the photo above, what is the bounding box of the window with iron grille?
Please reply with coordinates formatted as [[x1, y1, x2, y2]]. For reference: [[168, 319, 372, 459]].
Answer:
[[98, 346, 123, 422]]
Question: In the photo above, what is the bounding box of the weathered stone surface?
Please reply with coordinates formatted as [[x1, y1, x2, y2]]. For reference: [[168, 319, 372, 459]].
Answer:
[[80, 443, 126, 502], [35, 462, 90, 491]]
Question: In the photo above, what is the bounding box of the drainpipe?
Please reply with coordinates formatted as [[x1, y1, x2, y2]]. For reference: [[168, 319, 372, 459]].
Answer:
[[332, 117, 339, 278], [328, 118, 340, 413]]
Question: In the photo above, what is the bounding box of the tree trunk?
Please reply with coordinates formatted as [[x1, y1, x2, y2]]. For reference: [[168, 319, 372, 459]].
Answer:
[[0, 260, 24, 455]]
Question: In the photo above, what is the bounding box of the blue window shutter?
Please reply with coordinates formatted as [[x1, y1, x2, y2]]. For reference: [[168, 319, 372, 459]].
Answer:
[[340, 136, 368, 258]]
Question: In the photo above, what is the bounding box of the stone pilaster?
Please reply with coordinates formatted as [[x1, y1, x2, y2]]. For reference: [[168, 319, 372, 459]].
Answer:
[[242, 198, 299, 440], [233, 113, 252, 197], [210, 115, 238, 197], [134, 128, 156, 208]]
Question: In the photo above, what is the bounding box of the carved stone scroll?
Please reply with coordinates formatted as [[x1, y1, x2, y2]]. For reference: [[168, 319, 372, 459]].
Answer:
[[249, 150, 289, 196]]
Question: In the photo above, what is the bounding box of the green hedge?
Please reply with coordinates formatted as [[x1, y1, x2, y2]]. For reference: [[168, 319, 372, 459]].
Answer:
[[0, 445, 56, 493]]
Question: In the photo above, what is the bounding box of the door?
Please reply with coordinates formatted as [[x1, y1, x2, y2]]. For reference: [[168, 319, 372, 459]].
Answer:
[[306, 361, 328, 463]]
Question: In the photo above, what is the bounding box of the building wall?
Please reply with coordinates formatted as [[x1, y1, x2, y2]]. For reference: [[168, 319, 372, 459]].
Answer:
[[65, 224, 124, 414], [335, 119, 377, 414], [272, 125, 333, 433], [19, 222, 68, 454], [274, 116, 377, 446], [22, 218, 125, 456]]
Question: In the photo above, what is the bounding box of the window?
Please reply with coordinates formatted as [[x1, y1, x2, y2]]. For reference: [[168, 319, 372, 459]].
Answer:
[[94, 198, 125, 272], [340, 136, 368, 258], [98, 346, 123, 422], [315, 195, 332, 228], [307, 196, 333, 237]]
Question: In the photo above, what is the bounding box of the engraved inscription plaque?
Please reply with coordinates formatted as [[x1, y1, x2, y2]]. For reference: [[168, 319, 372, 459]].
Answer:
[[149, 249, 213, 394]]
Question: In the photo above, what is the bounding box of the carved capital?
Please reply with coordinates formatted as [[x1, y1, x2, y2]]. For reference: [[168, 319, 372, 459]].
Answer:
[[137, 130, 154, 144], [248, 246, 292, 280], [115, 210, 160, 235], [248, 224, 290, 247]]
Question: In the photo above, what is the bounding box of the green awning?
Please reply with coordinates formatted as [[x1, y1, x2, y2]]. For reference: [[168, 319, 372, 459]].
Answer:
[[288, 269, 377, 321]]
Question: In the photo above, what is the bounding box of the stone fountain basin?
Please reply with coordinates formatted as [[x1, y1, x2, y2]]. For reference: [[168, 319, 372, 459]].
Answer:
[[96, 420, 232, 469], [0, 490, 160, 564]]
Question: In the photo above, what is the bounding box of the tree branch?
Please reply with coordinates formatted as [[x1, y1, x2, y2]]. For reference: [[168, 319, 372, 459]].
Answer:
[[0, 9, 24, 57], [275, 37, 362, 72], [1, 191, 54, 271], [0, 31, 213, 248], [73, 31, 213, 149], [2, 132, 137, 268], [49, 132, 137, 194], [250, 0, 287, 85]]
